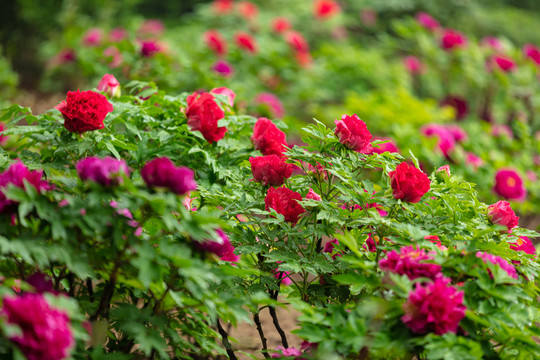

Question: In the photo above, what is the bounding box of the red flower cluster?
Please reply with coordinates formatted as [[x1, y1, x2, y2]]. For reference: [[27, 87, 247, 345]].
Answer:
[[334, 114, 373, 153], [389, 162, 430, 203], [402, 276, 466, 335], [55, 90, 113, 134], [185, 92, 227, 143], [379, 246, 442, 281], [141, 157, 197, 195], [487, 200, 519, 230], [249, 155, 292, 186], [265, 187, 305, 225], [251, 118, 288, 157]]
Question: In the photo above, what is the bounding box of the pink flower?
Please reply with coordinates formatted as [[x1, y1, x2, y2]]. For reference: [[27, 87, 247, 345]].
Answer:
[[493, 169, 526, 201], [56, 49, 76, 64], [77, 156, 129, 186], [440, 95, 469, 121], [82, 28, 103, 46], [204, 30, 227, 56], [273, 262, 292, 285], [489, 55, 516, 72], [197, 229, 239, 262], [234, 31, 258, 53], [476, 251, 518, 279], [0, 161, 51, 214], [212, 60, 234, 77], [415, 12, 440, 31], [492, 124, 513, 138], [422, 125, 456, 157], [334, 114, 373, 153], [272, 17, 292, 33], [137, 19, 165, 39], [285, 31, 309, 53], [313, 0, 341, 20], [305, 188, 321, 201], [254, 93, 285, 119], [523, 44, 540, 66], [481, 36, 503, 51], [465, 152, 483, 170], [249, 155, 292, 186], [487, 200, 519, 230], [237, 1, 258, 19], [370, 137, 399, 154], [323, 239, 342, 259], [210, 87, 236, 107], [140, 41, 161, 57], [0, 122, 8, 146], [141, 157, 197, 195], [402, 276, 466, 335], [509, 236, 536, 255], [109, 27, 127, 42], [437, 165, 451, 178], [272, 346, 302, 358], [403, 56, 424, 75], [212, 0, 234, 14], [379, 246, 442, 281], [424, 235, 447, 250], [97, 74, 121, 97], [2, 293, 74, 360], [440, 29, 467, 51], [103, 46, 123, 68]]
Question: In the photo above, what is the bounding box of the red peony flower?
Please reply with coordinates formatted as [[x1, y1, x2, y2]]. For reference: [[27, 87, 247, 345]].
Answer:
[[313, 0, 341, 20], [196, 229, 239, 263], [140, 40, 161, 57], [249, 155, 292, 186], [415, 12, 440, 31], [97, 74, 120, 97], [251, 118, 288, 157], [487, 200, 519, 230], [285, 31, 309, 53], [334, 114, 373, 153], [476, 251, 518, 279], [440, 29, 467, 51], [204, 30, 227, 56], [265, 186, 306, 225], [76, 156, 129, 186], [272, 17, 292, 34], [487, 55, 516, 73], [2, 293, 74, 360], [141, 157, 197, 195], [185, 92, 227, 143], [379, 246, 442, 281], [212, 0, 234, 14], [389, 162, 430, 203], [234, 31, 258, 54], [493, 169, 526, 201], [55, 90, 113, 134], [509, 236, 536, 255], [402, 276, 466, 335]]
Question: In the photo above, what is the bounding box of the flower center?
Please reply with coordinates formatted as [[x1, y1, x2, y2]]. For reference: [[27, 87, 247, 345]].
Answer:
[[507, 177, 516, 187]]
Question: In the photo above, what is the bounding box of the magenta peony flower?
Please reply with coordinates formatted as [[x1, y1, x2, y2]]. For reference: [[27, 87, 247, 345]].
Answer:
[[272, 346, 303, 358], [196, 229, 239, 262], [476, 251, 518, 279], [523, 44, 540, 66], [212, 60, 234, 77], [141, 157, 197, 195], [465, 152, 483, 170], [323, 239, 343, 259], [305, 188, 321, 201], [493, 169, 526, 201], [76, 156, 129, 186], [415, 12, 440, 31], [490, 55, 516, 72], [0, 161, 51, 214], [273, 262, 292, 285], [109, 27, 127, 42], [0, 122, 8, 146], [379, 246, 442, 281], [2, 293, 74, 360], [334, 114, 373, 154], [25, 272, 55, 294], [103, 46, 123, 68], [140, 41, 161, 57], [137, 19, 165, 39], [481, 36, 503, 51], [402, 276, 466, 335], [509, 236, 536, 255], [440, 29, 467, 51], [370, 137, 399, 155], [487, 200, 519, 230]]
